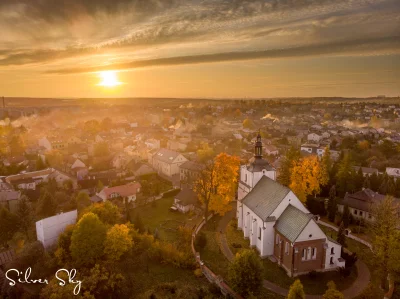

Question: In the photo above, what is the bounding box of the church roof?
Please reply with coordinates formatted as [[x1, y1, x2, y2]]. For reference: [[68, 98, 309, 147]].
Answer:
[[275, 204, 314, 243], [246, 157, 275, 172], [242, 176, 290, 221]]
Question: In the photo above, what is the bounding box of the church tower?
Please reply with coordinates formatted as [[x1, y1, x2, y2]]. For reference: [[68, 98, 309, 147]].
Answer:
[[237, 132, 276, 229]]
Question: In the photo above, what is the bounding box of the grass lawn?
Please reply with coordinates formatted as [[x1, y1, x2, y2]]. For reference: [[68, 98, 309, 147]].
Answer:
[[130, 196, 200, 242], [199, 218, 284, 299], [319, 225, 385, 299], [225, 220, 358, 295]]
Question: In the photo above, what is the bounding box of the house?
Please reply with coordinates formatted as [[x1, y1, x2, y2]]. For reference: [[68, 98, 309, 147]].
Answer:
[[173, 188, 199, 213], [337, 189, 398, 222], [149, 148, 188, 178], [179, 160, 204, 187], [0, 190, 21, 213], [386, 167, 400, 181], [144, 138, 161, 150], [352, 166, 379, 177], [236, 135, 344, 276], [300, 144, 326, 157], [264, 145, 279, 156], [36, 210, 78, 248], [128, 162, 156, 177], [97, 182, 141, 203], [308, 133, 322, 143], [167, 139, 188, 151], [6, 168, 54, 189]]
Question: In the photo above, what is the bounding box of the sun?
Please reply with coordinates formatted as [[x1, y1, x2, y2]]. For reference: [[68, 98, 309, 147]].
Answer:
[[98, 71, 121, 87]]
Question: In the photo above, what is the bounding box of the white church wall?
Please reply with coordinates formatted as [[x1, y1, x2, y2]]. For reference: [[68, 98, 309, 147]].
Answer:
[[296, 220, 326, 242], [270, 191, 309, 220]]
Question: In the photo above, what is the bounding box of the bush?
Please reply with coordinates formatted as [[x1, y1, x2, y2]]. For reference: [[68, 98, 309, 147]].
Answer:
[[162, 189, 181, 198], [231, 243, 242, 249], [194, 268, 203, 278], [195, 232, 207, 250], [341, 251, 358, 269], [230, 219, 238, 228]]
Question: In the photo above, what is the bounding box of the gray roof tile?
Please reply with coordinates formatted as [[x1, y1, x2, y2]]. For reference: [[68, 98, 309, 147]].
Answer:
[[242, 176, 290, 220]]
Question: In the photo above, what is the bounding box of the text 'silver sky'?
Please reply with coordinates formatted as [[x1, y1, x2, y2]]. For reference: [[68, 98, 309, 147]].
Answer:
[[0, 0, 399, 98]]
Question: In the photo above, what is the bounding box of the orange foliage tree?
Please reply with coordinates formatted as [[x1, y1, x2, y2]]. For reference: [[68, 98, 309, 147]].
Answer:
[[289, 155, 328, 202], [194, 153, 240, 220]]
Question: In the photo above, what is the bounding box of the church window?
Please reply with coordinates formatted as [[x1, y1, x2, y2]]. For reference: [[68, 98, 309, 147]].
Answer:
[[312, 248, 317, 259], [285, 242, 289, 255], [307, 247, 312, 260], [276, 234, 280, 245], [245, 173, 247, 182], [331, 247, 334, 254], [258, 228, 261, 240], [302, 249, 306, 260], [330, 257, 334, 265]]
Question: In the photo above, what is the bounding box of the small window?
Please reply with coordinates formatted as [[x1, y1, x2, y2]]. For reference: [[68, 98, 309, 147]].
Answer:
[[258, 228, 261, 240], [330, 257, 334, 265], [276, 234, 280, 245], [354, 210, 357, 215], [331, 247, 334, 254], [359, 211, 363, 216], [302, 249, 306, 260], [312, 248, 317, 259], [285, 242, 289, 255], [245, 174, 247, 182]]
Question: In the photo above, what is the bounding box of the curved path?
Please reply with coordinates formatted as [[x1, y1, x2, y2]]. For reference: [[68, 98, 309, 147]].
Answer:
[[217, 208, 370, 299]]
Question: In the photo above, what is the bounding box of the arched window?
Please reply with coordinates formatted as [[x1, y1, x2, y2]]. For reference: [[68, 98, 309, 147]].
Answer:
[[331, 247, 334, 254], [330, 257, 334, 265], [245, 173, 247, 182], [307, 247, 312, 260], [285, 242, 289, 255], [312, 248, 317, 259]]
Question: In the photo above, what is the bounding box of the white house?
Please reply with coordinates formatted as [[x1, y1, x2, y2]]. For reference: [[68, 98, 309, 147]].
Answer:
[[36, 210, 78, 248], [236, 134, 344, 276], [386, 167, 400, 181], [150, 148, 188, 178]]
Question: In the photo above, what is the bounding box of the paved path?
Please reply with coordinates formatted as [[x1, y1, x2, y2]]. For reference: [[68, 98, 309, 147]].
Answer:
[[217, 208, 371, 299]]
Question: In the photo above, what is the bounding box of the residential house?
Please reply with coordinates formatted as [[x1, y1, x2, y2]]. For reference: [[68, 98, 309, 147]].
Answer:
[[352, 166, 379, 177], [179, 160, 204, 187], [173, 188, 199, 213], [337, 189, 398, 222], [386, 167, 400, 181], [128, 162, 155, 177], [264, 145, 279, 156], [0, 190, 21, 213], [149, 148, 188, 178], [300, 144, 326, 157], [237, 135, 344, 276], [307, 133, 322, 143], [97, 182, 141, 203]]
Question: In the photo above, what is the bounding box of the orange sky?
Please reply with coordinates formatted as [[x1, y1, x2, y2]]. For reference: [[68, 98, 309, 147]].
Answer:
[[0, 0, 399, 98]]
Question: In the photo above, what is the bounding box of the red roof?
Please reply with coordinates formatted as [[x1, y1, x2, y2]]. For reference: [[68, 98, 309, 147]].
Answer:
[[103, 182, 141, 198]]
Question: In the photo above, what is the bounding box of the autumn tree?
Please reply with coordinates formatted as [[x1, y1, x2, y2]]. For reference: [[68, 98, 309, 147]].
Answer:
[[70, 213, 107, 267], [193, 153, 240, 220], [82, 201, 121, 225], [228, 249, 263, 296], [278, 147, 300, 186], [242, 118, 255, 129], [104, 224, 133, 262], [55, 224, 75, 266], [327, 185, 337, 222], [287, 279, 305, 299], [133, 214, 145, 233], [370, 196, 400, 289], [76, 191, 91, 212], [322, 281, 344, 299], [289, 156, 328, 202]]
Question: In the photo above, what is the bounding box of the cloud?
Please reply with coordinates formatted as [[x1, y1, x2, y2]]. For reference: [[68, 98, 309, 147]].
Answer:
[[46, 35, 400, 74]]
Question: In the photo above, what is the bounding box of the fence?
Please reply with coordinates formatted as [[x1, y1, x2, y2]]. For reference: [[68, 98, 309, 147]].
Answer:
[[191, 215, 243, 299]]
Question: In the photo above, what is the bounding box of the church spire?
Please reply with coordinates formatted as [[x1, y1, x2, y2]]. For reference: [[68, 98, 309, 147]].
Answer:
[[255, 131, 263, 158]]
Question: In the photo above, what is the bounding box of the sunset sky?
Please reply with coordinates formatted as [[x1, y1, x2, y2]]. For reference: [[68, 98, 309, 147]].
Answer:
[[0, 0, 399, 98]]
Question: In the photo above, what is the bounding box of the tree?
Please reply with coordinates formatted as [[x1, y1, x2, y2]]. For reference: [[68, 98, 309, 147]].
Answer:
[[321, 147, 332, 181], [197, 143, 215, 163], [70, 213, 107, 267], [287, 279, 305, 299], [0, 207, 19, 246], [327, 185, 337, 222], [322, 281, 344, 299], [193, 153, 240, 221], [55, 224, 75, 266], [354, 167, 364, 191], [278, 147, 300, 186], [36, 156, 46, 170], [76, 191, 91, 212], [337, 222, 346, 247], [242, 118, 255, 129], [363, 175, 371, 189], [82, 201, 121, 225], [336, 153, 355, 196], [9, 135, 25, 156], [228, 249, 263, 296], [36, 190, 57, 219], [289, 156, 328, 202], [96, 180, 104, 193], [104, 224, 133, 262], [133, 214, 145, 233], [16, 195, 34, 239], [370, 196, 400, 289], [342, 205, 351, 228]]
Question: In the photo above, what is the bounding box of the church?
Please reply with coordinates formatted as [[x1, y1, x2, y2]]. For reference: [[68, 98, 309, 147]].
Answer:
[[236, 133, 345, 277]]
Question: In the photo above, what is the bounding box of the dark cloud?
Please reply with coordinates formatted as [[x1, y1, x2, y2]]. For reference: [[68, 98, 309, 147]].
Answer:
[[46, 35, 400, 74]]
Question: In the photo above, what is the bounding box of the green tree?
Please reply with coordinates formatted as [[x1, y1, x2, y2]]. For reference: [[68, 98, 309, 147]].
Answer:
[[337, 222, 346, 247], [70, 213, 107, 267], [133, 214, 145, 234], [342, 204, 351, 228], [354, 167, 364, 191], [36, 156, 46, 170], [0, 207, 19, 246], [228, 249, 263, 296], [327, 185, 337, 222], [371, 196, 400, 289], [104, 224, 133, 262], [55, 224, 75, 266], [336, 153, 355, 196], [287, 279, 305, 299], [36, 190, 57, 219], [363, 175, 371, 189], [322, 281, 344, 299], [16, 195, 34, 239], [76, 191, 91, 212], [278, 147, 300, 186]]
